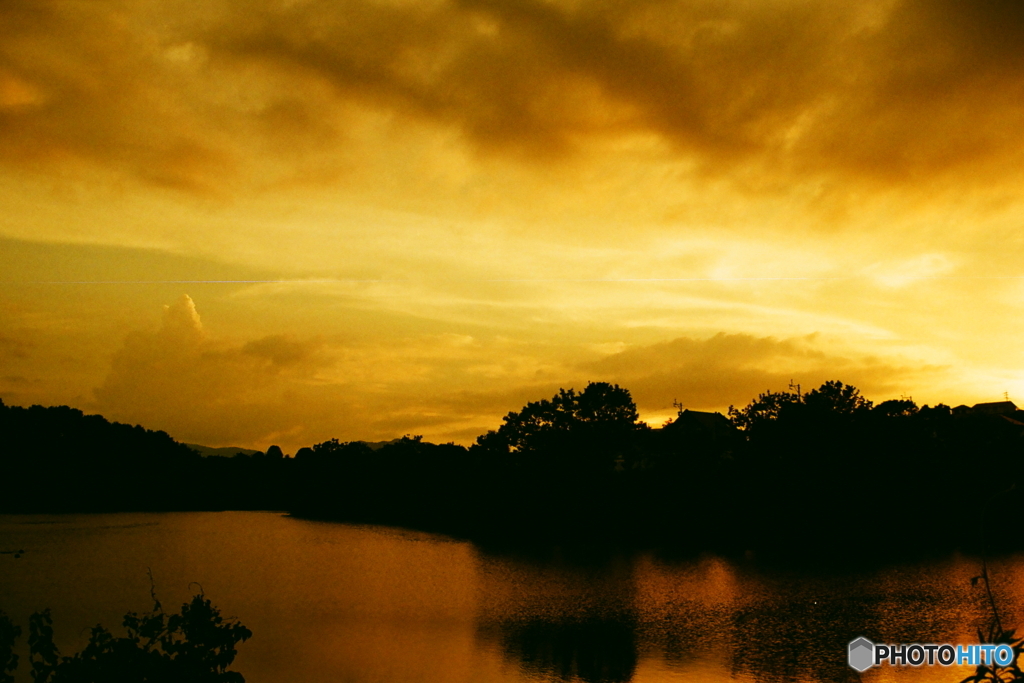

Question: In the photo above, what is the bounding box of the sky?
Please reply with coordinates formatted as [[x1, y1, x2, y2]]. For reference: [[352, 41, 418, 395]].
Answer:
[[3, 0, 1024, 452]]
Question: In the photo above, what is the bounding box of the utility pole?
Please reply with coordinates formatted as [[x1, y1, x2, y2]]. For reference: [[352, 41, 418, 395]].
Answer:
[[789, 380, 802, 399]]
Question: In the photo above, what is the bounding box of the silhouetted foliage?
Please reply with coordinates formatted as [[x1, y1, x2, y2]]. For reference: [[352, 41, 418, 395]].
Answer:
[[0, 399, 203, 512], [961, 562, 1024, 683], [0, 612, 20, 683], [4, 378, 1024, 560], [477, 382, 638, 456], [727, 389, 801, 433], [0, 593, 250, 683], [477, 382, 648, 489], [872, 398, 919, 418], [802, 380, 873, 415]]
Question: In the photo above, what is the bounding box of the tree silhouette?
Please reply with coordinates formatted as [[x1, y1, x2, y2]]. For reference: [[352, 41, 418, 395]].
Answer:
[[475, 382, 646, 475], [728, 380, 873, 433], [872, 398, 919, 418], [802, 380, 873, 415], [480, 382, 641, 453], [727, 389, 801, 433]]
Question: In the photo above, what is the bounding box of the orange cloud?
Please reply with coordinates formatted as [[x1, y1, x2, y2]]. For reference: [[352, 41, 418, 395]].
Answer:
[[5, 0, 1024, 192], [585, 332, 946, 414], [94, 295, 336, 449]]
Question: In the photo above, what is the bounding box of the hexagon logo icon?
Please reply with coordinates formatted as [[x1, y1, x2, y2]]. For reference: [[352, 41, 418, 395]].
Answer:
[[848, 637, 875, 672]]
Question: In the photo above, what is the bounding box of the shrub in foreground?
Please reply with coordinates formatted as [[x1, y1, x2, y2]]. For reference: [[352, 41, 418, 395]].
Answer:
[[0, 592, 250, 683]]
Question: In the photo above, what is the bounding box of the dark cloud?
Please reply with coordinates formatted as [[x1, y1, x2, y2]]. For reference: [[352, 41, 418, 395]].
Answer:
[[192, 0, 1024, 181], [0, 0, 233, 192], [793, 0, 1024, 181], [4, 0, 1024, 190], [210, 0, 837, 160]]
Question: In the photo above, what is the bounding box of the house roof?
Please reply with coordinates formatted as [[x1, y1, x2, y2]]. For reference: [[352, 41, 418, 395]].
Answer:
[[972, 401, 1018, 414], [665, 409, 733, 431]]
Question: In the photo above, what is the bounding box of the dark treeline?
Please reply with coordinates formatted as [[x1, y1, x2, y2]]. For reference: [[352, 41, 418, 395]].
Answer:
[[290, 381, 1024, 560], [0, 402, 289, 512], [3, 380, 1024, 560]]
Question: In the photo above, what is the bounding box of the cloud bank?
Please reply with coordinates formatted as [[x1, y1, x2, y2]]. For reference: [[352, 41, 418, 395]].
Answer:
[[5, 0, 1024, 192], [94, 294, 335, 448], [90, 296, 948, 450]]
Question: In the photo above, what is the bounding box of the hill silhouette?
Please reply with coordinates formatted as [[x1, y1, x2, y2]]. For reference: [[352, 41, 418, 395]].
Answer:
[[184, 443, 261, 458]]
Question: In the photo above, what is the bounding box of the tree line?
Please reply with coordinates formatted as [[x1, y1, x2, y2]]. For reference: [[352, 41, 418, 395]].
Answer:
[[3, 380, 1023, 559]]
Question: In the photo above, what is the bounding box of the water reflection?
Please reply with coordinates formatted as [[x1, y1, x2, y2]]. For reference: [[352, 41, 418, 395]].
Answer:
[[729, 596, 872, 683], [0, 513, 1014, 683], [641, 559, 986, 683], [494, 618, 637, 683], [480, 549, 1000, 683]]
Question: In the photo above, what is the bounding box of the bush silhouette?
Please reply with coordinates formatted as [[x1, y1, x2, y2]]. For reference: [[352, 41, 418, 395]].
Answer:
[[0, 592, 250, 683]]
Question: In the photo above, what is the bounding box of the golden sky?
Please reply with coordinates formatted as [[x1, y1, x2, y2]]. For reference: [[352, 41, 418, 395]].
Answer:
[[3, 0, 1024, 451]]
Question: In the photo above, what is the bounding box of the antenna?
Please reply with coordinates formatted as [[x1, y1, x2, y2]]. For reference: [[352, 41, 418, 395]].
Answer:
[[672, 398, 684, 415], [1005, 391, 1010, 402], [788, 380, 802, 399]]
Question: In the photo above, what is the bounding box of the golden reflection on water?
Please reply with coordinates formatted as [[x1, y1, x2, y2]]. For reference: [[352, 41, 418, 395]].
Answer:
[[0, 512, 1021, 683]]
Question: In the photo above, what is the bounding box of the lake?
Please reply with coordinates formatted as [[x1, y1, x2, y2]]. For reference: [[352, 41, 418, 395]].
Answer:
[[0, 511, 1019, 683]]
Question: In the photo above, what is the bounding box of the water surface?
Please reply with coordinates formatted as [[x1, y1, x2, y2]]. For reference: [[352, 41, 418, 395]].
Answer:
[[0, 512, 1017, 683]]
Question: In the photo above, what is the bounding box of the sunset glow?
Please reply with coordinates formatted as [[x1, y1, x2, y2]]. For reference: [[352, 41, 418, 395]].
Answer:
[[4, 0, 1024, 451]]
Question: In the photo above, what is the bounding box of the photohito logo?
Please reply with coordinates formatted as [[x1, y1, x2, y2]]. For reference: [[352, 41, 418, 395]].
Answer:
[[848, 638, 1016, 672]]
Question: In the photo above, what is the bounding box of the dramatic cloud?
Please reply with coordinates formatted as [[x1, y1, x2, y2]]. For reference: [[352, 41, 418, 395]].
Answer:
[[0, 1, 236, 192], [94, 295, 337, 448], [5, 0, 1024, 191], [3, 1, 1023, 449], [91, 295, 580, 450]]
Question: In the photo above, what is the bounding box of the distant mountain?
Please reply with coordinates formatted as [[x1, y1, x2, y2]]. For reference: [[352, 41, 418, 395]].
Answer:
[[184, 443, 262, 458], [185, 441, 398, 457], [357, 439, 404, 451]]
